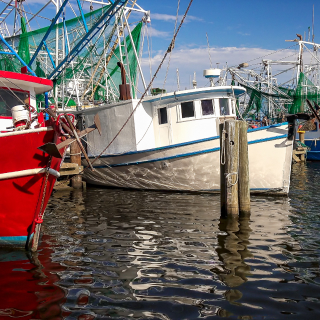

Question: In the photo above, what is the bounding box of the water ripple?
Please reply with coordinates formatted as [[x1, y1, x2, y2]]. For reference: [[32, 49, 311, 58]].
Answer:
[[1, 163, 320, 319]]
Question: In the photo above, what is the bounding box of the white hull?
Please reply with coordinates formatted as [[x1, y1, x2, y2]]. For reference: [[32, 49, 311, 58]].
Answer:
[[83, 123, 293, 194]]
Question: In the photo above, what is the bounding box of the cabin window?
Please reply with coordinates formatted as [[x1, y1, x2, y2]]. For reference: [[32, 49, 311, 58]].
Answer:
[[219, 98, 229, 116], [158, 107, 168, 125], [181, 101, 195, 118], [0, 88, 29, 117], [201, 99, 214, 116]]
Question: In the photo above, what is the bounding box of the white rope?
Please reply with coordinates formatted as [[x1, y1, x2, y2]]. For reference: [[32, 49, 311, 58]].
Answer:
[[225, 172, 238, 187]]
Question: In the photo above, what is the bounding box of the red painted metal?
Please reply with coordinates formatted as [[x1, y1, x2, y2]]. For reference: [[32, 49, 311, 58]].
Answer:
[[0, 128, 65, 244], [0, 70, 53, 88]]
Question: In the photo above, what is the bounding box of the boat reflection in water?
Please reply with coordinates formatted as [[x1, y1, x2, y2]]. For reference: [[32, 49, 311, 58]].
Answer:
[[0, 235, 66, 319], [0, 189, 87, 320], [2, 164, 320, 319]]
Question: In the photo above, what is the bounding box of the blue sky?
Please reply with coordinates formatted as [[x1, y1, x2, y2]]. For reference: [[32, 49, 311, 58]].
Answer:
[[136, 0, 319, 90], [142, 0, 319, 50], [1, 0, 319, 91]]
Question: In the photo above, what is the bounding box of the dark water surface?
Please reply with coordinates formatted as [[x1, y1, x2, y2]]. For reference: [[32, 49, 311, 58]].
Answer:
[[1, 162, 320, 319]]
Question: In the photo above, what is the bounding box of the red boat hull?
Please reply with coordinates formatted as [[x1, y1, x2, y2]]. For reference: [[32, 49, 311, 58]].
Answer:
[[0, 128, 63, 247]]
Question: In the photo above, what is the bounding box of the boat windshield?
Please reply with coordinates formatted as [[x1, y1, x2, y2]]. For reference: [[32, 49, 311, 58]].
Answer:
[[0, 88, 29, 117], [219, 98, 230, 116]]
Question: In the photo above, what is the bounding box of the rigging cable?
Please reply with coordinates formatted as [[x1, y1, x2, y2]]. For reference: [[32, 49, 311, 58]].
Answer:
[[163, 0, 180, 89], [89, 0, 194, 167]]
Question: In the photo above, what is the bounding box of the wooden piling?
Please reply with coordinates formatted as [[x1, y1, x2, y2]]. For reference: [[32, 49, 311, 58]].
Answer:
[[220, 120, 239, 217], [299, 130, 306, 161], [238, 121, 250, 214], [31, 224, 41, 252], [70, 131, 83, 189], [220, 123, 226, 215]]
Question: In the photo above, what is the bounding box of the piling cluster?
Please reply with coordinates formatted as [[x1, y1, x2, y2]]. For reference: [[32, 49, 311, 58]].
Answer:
[[220, 120, 250, 217]]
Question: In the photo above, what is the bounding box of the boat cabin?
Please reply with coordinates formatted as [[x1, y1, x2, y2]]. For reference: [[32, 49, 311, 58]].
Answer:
[[0, 70, 52, 131], [83, 85, 246, 156], [146, 86, 243, 148]]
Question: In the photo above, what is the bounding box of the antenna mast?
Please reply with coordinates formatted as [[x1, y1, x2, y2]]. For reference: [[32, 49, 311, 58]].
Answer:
[[312, 4, 315, 42], [206, 32, 213, 68], [177, 68, 180, 91]]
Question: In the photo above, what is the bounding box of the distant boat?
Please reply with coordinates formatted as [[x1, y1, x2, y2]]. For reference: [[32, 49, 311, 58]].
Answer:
[[78, 68, 294, 195], [228, 37, 320, 161]]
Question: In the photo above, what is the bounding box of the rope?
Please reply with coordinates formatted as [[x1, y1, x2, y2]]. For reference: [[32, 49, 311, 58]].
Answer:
[[0, 77, 29, 106], [31, 156, 52, 251], [225, 172, 238, 187], [296, 140, 310, 150], [37, 156, 52, 223]]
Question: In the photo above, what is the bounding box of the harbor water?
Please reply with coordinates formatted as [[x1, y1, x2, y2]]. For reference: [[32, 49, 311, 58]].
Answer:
[[1, 162, 320, 319]]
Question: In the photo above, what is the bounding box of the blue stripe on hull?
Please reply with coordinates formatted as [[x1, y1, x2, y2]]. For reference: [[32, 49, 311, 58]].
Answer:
[[0, 236, 28, 247], [89, 123, 288, 160], [93, 134, 288, 169]]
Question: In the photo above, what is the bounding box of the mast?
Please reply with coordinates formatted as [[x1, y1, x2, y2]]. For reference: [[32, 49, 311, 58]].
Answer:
[[55, 0, 59, 104], [298, 37, 304, 112], [177, 68, 180, 91], [312, 4, 315, 43]]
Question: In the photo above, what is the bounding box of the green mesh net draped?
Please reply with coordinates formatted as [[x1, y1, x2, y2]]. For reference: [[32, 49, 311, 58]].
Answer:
[[0, 16, 30, 72], [93, 21, 143, 101], [1, 5, 115, 79], [0, 5, 143, 107], [0, 43, 19, 72], [18, 17, 30, 66], [238, 72, 320, 118], [6, 5, 113, 69], [280, 72, 320, 114], [239, 84, 263, 118]]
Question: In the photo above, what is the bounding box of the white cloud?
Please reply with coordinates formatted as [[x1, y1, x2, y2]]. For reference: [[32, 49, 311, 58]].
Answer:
[[145, 26, 171, 38], [151, 13, 203, 23], [140, 46, 300, 91], [238, 32, 250, 36]]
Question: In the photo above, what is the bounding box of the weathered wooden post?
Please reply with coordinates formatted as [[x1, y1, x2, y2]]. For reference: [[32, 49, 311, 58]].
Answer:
[[70, 130, 83, 189], [220, 123, 226, 214], [220, 120, 239, 217], [298, 130, 306, 161], [238, 121, 250, 214]]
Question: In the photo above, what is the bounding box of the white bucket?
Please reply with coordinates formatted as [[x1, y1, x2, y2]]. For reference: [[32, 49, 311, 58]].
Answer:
[[11, 105, 29, 127]]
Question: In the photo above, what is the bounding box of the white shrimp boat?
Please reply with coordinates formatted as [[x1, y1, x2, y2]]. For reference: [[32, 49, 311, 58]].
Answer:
[[80, 70, 293, 194]]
